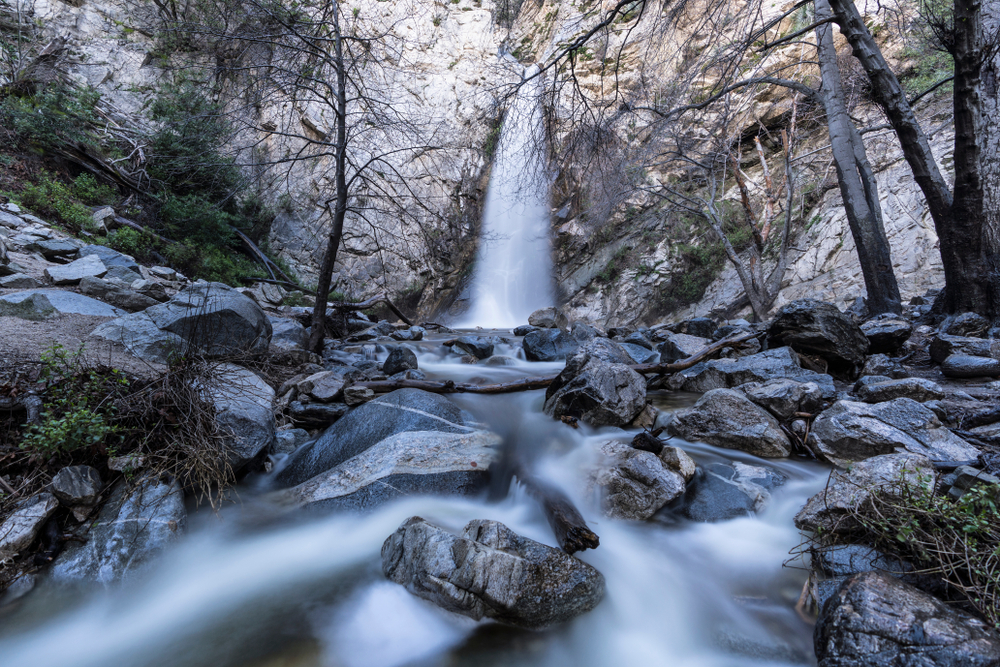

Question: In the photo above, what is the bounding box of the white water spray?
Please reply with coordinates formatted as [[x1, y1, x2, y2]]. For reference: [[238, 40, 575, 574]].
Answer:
[[461, 66, 554, 328]]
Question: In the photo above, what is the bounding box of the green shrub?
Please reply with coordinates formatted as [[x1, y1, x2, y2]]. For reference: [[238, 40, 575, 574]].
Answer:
[[72, 173, 117, 205], [158, 193, 236, 247], [108, 227, 154, 259], [0, 85, 101, 151], [16, 172, 96, 232], [19, 344, 126, 459]]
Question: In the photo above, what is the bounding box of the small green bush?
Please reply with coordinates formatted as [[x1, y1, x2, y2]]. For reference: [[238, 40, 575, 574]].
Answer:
[[0, 85, 101, 151], [17, 172, 96, 232], [72, 173, 117, 206], [108, 227, 153, 259], [19, 344, 126, 459]]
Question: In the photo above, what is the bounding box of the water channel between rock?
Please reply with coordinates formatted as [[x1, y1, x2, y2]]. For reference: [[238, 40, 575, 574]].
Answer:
[[0, 330, 829, 667]]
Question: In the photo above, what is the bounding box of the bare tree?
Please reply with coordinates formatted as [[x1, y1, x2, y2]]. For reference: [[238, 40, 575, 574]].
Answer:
[[826, 0, 1000, 317]]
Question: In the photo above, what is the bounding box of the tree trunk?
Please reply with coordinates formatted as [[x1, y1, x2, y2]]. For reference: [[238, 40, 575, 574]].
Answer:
[[826, 0, 998, 317], [973, 0, 1000, 317], [308, 3, 350, 354], [814, 0, 902, 315]]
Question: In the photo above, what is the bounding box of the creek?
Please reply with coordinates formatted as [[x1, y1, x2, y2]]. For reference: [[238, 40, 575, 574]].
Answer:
[[0, 331, 828, 667]]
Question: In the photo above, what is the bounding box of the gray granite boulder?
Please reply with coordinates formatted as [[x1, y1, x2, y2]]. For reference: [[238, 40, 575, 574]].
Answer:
[[668, 346, 835, 397], [382, 517, 604, 629], [268, 316, 308, 353], [93, 282, 271, 363], [668, 388, 792, 457], [930, 334, 1000, 363], [861, 353, 908, 379], [860, 317, 912, 354], [739, 377, 826, 420], [78, 245, 141, 273], [453, 336, 494, 360], [275, 388, 485, 487], [815, 571, 1000, 667], [795, 453, 933, 533], [590, 440, 689, 520], [941, 354, 1000, 378], [941, 312, 990, 338], [767, 299, 869, 377], [664, 461, 786, 523], [543, 341, 645, 427], [528, 307, 559, 328], [44, 254, 108, 285], [49, 479, 185, 586], [383, 347, 418, 376], [0, 289, 124, 320], [523, 328, 578, 362], [0, 493, 58, 556], [808, 399, 980, 467], [197, 363, 276, 469], [658, 333, 711, 363], [79, 276, 160, 312], [0, 273, 42, 289]]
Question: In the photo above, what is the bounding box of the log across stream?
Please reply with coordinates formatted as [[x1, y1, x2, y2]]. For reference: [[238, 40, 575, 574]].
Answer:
[[0, 329, 828, 667]]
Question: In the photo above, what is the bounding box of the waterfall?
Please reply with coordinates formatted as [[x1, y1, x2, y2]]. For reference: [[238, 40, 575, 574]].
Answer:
[[461, 65, 554, 328]]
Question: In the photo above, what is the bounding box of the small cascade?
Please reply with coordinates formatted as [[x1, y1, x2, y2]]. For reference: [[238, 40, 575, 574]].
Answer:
[[461, 65, 554, 328]]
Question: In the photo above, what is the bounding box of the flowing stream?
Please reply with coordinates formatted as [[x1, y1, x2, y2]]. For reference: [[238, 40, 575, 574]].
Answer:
[[0, 334, 827, 667], [461, 66, 555, 328]]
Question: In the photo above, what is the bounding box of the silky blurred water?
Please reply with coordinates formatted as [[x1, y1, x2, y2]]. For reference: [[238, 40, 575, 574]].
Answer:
[[0, 333, 826, 667]]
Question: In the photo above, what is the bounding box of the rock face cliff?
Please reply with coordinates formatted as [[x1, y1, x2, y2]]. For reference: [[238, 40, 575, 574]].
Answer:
[[9, 0, 950, 324]]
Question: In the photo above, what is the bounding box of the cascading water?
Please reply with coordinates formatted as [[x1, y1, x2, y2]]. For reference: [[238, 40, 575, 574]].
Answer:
[[0, 332, 827, 667], [461, 65, 555, 328]]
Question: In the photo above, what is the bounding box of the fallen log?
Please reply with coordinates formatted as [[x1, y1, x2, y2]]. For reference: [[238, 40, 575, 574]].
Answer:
[[515, 467, 599, 554], [352, 331, 760, 395]]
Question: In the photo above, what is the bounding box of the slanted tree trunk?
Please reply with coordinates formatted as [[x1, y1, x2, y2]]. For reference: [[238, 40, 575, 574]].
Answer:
[[827, 0, 999, 317], [976, 0, 1000, 313], [308, 1, 350, 354], [814, 0, 902, 315]]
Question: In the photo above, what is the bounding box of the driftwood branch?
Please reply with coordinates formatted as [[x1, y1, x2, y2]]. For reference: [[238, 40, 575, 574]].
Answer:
[[353, 331, 759, 395], [515, 467, 599, 554]]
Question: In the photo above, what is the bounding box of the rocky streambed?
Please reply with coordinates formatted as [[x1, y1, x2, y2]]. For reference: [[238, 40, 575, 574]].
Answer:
[[4, 241, 1000, 667]]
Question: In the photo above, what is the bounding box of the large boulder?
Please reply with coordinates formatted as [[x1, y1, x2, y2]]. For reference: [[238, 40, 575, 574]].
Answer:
[[381, 517, 605, 629], [49, 478, 186, 586], [941, 354, 1000, 378], [543, 341, 645, 427], [739, 377, 826, 420], [383, 347, 418, 376], [815, 571, 1000, 667], [528, 307, 559, 328], [860, 316, 913, 354], [590, 440, 689, 520], [93, 282, 271, 363], [668, 346, 835, 397], [522, 328, 578, 362], [196, 364, 276, 469], [275, 388, 486, 486], [668, 388, 792, 457], [266, 428, 501, 511], [0, 289, 124, 320], [657, 333, 711, 363], [941, 312, 990, 337], [767, 299, 869, 377], [929, 334, 1000, 363], [268, 316, 308, 353], [808, 399, 980, 467], [663, 462, 786, 523], [794, 453, 933, 533], [453, 336, 494, 360]]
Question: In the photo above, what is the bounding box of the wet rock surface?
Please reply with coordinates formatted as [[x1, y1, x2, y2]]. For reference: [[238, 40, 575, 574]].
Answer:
[[664, 462, 786, 523], [815, 571, 1000, 667], [543, 341, 646, 427], [795, 453, 933, 533], [591, 440, 688, 520], [767, 299, 870, 376], [808, 399, 980, 467], [668, 388, 792, 457], [50, 479, 186, 586], [382, 517, 605, 629]]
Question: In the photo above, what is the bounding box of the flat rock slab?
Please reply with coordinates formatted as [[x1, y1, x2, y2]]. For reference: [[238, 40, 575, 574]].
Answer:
[[941, 354, 1000, 378], [668, 346, 836, 397], [267, 428, 501, 512], [809, 398, 980, 467], [0, 493, 58, 556], [854, 377, 945, 403], [382, 517, 605, 629], [668, 388, 792, 457], [44, 255, 108, 285], [0, 289, 124, 319]]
